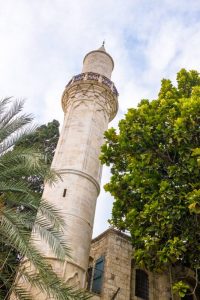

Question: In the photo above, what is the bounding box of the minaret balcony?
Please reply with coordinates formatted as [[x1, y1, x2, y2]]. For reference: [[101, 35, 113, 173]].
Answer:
[[66, 72, 119, 97]]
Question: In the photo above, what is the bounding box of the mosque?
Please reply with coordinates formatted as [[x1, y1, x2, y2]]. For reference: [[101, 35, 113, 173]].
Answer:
[[14, 44, 199, 300]]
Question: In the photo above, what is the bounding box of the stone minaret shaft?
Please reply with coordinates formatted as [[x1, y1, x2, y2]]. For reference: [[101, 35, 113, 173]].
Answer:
[[38, 45, 117, 289]]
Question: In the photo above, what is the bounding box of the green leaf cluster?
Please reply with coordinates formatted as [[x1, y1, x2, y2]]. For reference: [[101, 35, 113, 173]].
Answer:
[[172, 281, 190, 298], [100, 69, 200, 276]]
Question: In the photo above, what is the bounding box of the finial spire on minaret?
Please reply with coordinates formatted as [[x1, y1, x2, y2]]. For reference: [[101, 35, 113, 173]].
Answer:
[[98, 41, 106, 52]]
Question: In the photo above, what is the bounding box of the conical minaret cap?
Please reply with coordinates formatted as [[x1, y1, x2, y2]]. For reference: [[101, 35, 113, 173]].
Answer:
[[82, 42, 114, 79]]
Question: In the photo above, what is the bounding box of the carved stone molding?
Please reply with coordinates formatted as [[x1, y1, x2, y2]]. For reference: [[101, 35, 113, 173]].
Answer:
[[61, 72, 118, 122], [57, 168, 100, 194]]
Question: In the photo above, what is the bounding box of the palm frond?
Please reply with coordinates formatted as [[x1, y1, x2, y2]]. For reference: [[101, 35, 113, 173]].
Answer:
[[38, 200, 66, 228], [0, 97, 12, 114], [0, 99, 25, 127], [32, 217, 71, 259], [0, 98, 35, 156], [10, 284, 33, 300], [0, 125, 36, 156], [0, 98, 90, 299]]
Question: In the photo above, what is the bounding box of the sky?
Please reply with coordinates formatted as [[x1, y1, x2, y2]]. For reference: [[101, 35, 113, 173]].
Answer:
[[0, 0, 200, 237]]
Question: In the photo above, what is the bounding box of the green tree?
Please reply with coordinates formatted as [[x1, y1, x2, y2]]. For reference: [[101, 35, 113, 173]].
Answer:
[[100, 69, 200, 297], [14, 119, 60, 193], [0, 98, 89, 300], [15, 119, 59, 163]]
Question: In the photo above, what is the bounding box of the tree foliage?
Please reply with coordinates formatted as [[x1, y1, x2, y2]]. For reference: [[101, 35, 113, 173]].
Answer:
[[100, 69, 200, 283], [15, 119, 59, 163], [14, 119, 59, 193], [0, 98, 89, 300]]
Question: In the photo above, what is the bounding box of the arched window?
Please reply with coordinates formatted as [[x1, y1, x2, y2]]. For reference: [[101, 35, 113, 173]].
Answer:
[[135, 269, 149, 300]]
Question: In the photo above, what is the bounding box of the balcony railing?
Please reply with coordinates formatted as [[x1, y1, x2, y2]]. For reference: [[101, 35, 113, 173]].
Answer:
[[66, 72, 119, 96]]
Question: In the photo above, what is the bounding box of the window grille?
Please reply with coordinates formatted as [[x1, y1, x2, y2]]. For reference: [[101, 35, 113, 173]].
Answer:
[[135, 269, 149, 300]]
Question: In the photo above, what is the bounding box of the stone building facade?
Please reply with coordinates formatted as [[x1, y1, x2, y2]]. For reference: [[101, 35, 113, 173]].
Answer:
[[87, 228, 170, 300], [87, 228, 199, 300]]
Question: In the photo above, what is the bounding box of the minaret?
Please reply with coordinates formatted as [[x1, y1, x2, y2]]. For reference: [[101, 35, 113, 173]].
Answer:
[[33, 44, 118, 291]]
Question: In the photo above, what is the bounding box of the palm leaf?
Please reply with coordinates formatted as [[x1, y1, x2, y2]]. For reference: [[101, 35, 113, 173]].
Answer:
[[0, 98, 90, 299]]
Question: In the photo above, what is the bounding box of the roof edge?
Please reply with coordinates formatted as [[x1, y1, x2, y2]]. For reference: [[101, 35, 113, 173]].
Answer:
[[91, 227, 130, 244]]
